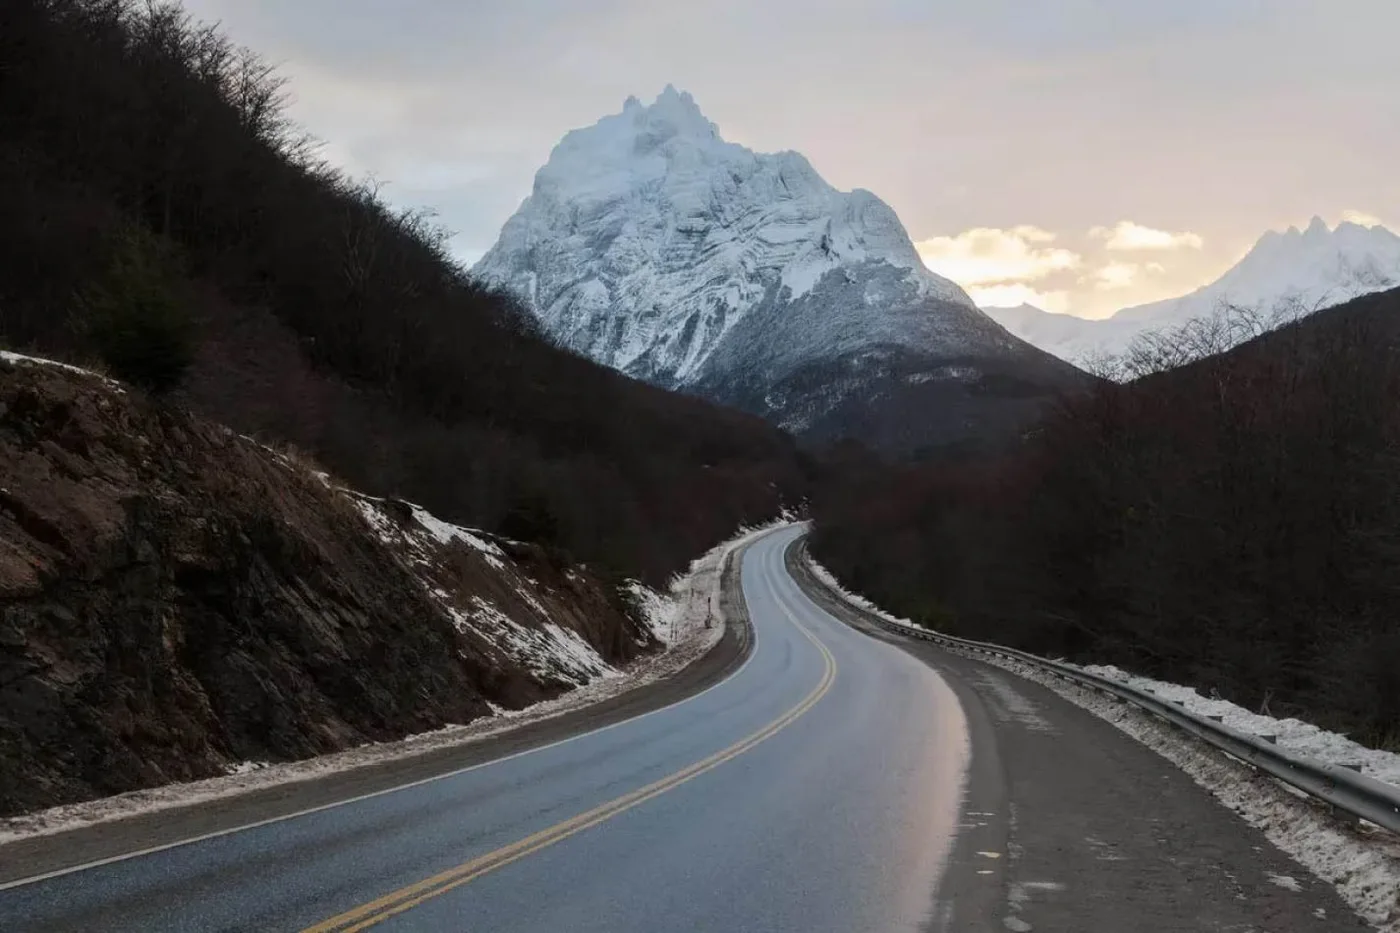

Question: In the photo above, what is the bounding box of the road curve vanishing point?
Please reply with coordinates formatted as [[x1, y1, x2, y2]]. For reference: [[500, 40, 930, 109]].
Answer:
[[0, 525, 972, 932]]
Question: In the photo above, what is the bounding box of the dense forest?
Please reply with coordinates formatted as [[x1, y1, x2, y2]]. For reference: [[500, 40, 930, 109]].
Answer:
[[0, 0, 810, 584], [813, 289, 1400, 745]]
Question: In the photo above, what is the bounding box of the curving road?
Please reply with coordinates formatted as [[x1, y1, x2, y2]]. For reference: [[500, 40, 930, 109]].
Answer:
[[0, 526, 971, 932]]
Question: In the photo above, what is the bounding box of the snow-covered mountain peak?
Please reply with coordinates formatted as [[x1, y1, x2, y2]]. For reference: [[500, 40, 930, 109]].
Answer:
[[985, 216, 1400, 364], [475, 88, 977, 385]]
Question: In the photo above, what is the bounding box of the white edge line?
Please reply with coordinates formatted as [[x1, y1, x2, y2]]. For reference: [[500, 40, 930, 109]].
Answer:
[[0, 527, 790, 893]]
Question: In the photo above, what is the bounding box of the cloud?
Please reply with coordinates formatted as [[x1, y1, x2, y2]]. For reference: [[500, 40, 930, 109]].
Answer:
[[915, 226, 1081, 289], [1090, 221, 1204, 251], [1009, 224, 1058, 243], [1087, 261, 1142, 290], [1341, 209, 1386, 228], [969, 283, 1071, 313]]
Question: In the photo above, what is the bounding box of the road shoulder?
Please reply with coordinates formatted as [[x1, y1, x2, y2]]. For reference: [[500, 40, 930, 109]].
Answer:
[[787, 544, 1369, 932]]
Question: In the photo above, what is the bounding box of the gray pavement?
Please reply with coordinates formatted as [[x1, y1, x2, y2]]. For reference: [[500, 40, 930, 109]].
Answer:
[[0, 526, 1368, 931], [789, 545, 1368, 932]]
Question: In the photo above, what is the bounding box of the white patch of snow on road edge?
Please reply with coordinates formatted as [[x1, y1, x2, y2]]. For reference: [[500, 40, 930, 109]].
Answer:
[[0, 518, 794, 847], [806, 554, 1400, 933], [1071, 663, 1400, 789], [1001, 655, 1400, 931]]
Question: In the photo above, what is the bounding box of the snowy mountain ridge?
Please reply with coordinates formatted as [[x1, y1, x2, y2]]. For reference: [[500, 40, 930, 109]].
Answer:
[[985, 217, 1400, 363], [474, 88, 1081, 453], [474, 86, 976, 387]]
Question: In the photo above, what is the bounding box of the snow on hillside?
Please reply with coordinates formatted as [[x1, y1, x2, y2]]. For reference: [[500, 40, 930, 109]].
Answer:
[[352, 494, 617, 688], [985, 218, 1400, 364], [472, 85, 978, 388], [1117, 217, 1400, 327], [0, 348, 125, 391], [978, 303, 1141, 364]]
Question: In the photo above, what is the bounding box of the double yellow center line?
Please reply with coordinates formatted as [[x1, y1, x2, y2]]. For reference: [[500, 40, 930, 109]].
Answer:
[[303, 581, 836, 932]]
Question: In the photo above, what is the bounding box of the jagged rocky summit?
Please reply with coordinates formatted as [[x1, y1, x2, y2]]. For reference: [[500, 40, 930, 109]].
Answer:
[[474, 87, 1083, 454]]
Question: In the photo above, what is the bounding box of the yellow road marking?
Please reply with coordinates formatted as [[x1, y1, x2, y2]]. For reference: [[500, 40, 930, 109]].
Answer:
[[302, 573, 836, 932]]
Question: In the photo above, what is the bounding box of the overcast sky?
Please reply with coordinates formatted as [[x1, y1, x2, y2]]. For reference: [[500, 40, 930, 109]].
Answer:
[[181, 0, 1399, 319]]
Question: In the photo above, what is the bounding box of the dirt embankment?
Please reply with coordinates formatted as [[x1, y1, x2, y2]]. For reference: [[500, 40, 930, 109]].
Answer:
[[0, 357, 655, 816]]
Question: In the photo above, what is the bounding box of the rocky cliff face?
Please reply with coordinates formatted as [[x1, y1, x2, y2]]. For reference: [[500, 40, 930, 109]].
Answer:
[[0, 354, 654, 816], [474, 87, 1084, 454]]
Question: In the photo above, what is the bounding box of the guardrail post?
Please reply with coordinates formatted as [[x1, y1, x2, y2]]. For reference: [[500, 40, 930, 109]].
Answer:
[[1330, 803, 1362, 828]]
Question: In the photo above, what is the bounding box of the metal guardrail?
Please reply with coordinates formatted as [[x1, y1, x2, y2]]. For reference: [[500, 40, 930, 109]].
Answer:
[[808, 562, 1400, 835]]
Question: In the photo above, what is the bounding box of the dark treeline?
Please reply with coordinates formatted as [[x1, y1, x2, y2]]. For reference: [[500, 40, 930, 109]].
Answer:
[[813, 289, 1400, 744], [0, 0, 810, 583]]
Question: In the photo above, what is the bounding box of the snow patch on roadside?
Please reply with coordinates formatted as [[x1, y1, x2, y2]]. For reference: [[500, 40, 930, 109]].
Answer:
[[1073, 664, 1400, 789], [806, 554, 1400, 933], [995, 654, 1400, 932], [971, 670, 1056, 734], [0, 518, 795, 847]]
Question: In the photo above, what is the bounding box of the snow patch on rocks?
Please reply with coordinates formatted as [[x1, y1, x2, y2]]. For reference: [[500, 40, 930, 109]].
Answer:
[[352, 494, 504, 571], [351, 494, 611, 687], [0, 349, 125, 392]]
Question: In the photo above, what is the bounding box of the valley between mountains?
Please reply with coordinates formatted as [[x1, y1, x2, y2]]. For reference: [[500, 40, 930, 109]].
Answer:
[[3, 4, 1400, 932]]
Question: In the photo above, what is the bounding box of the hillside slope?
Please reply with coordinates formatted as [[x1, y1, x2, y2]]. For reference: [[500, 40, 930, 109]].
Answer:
[[475, 88, 1086, 455], [813, 286, 1400, 742], [0, 0, 805, 586], [0, 353, 653, 816]]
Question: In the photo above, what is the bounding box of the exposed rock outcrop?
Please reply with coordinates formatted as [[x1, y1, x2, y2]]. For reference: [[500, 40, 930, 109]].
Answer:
[[0, 355, 654, 816]]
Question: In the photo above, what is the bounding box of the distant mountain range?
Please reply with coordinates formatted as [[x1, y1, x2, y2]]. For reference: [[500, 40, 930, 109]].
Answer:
[[474, 87, 1084, 454], [983, 217, 1400, 363]]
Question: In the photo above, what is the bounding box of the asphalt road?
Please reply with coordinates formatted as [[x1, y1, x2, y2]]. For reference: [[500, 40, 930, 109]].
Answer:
[[0, 526, 970, 932], [788, 544, 1368, 932], [0, 525, 1367, 931]]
